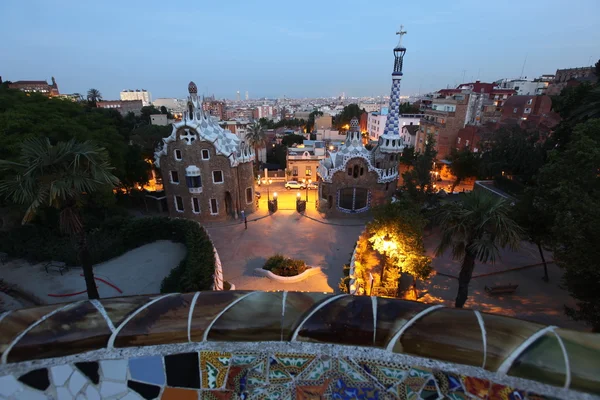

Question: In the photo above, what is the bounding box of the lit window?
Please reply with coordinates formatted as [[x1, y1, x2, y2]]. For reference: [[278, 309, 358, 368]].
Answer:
[[305, 166, 312, 176], [174, 196, 184, 212], [210, 198, 219, 215], [170, 171, 179, 184], [174, 149, 182, 161], [246, 187, 253, 203], [192, 197, 200, 214], [212, 170, 224, 183], [201, 149, 210, 160]]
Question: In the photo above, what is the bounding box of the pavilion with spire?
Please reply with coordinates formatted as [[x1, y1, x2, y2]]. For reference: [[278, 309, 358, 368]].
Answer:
[[317, 27, 407, 216]]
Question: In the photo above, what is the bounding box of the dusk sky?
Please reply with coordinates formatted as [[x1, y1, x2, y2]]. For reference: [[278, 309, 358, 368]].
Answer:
[[1, 0, 598, 100]]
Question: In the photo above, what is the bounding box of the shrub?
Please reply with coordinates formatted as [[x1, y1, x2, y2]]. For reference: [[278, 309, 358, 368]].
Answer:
[[263, 254, 309, 277], [0, 216, 217, 293]]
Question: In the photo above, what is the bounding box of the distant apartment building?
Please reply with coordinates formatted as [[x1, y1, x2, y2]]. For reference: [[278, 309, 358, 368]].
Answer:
[[120, 89, 151, 106], [294, 111, 311, 120], [8, 77, 59, 97], [417, 94, 471, 160], [546, 66, 598, 95], [496, 79, 548, 96], [153, 98, 186, 113], [359, 103, 382, 113], [96, 100, 143, 116], [368, 112, 422, 141], [501, 95, 553, 123], [314, 115, 332, 130], [202, 100, 227, 120], [401, 125, 419, 148], [256, 104, 276, 119], [150, 114, 168, 126], [286, 141, 326, 181]]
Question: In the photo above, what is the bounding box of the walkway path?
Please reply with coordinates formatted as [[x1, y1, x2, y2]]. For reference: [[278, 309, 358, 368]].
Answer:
[[206, 210, 365, 292], [0, 240, 186, 305]]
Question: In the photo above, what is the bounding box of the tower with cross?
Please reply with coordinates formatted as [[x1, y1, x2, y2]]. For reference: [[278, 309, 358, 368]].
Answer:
[[382, 25, 408, 138]]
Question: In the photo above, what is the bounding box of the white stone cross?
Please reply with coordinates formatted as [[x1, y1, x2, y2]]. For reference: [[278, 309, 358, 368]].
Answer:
[[180, 128, 197, 145], [396, 24, 407, 47]]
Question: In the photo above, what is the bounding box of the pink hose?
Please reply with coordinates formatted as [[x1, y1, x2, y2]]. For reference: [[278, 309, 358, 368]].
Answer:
[[47, 276, 123, 297]]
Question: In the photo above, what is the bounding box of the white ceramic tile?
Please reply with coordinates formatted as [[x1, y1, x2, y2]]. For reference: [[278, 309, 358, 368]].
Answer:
[[68, 370, 87, 396], [99, 381, 127, 398], [119, 391, 143, 400], [85, 384, 101, 400], [0, 375, 22, 397], [19, 388, 48, 400], [51, 365, 73, 387], [100, 360, 127, 381], [57, 386, 74, 400], [75, 394, 87, 400]]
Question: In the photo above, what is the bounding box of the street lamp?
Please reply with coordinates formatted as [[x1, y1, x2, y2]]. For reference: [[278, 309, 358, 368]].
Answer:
[[301, 178, 312, 202], [273, 192, 277, 201]]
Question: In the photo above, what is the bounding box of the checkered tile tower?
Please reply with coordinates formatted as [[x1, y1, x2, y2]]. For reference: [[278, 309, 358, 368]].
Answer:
[[380, 25, 407, 152]]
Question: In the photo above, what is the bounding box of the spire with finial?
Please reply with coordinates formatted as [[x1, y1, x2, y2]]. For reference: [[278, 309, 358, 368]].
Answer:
[[395, 25, 407, 49]]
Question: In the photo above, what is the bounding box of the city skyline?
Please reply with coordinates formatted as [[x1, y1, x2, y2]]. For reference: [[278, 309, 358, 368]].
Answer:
[[1, 0, 598, 100]]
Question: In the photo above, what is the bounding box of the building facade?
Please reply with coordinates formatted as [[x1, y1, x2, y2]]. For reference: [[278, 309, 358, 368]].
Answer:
[[546, 66, 597, 95], [401, 125, 419, 148], [359, 103, 383, 113], [497, 79, 548, 96], [202, 99, 227, 120], [155, 82, 256, 221], [318, 28, 408, 217], [8, 77, 59, 97], [96, 100, 143, 116], [286, 141, 326, 181], [501, 95, 553, 123], [120, 89, 151, 106]]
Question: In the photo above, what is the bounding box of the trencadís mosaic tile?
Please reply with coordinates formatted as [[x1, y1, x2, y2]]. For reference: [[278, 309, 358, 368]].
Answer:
[[1, 350, 560, 400]]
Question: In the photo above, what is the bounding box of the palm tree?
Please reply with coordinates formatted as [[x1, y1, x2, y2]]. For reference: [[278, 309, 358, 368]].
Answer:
[[435, 191, 522, 308], [0, 138, 119, 299], [87, 88, 102, 105], [245, 121, 267, 165]]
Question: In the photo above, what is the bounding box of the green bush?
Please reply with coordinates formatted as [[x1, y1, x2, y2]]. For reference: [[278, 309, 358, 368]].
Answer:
[[0, 216, 217, 293], [263, 254, 309, 277]]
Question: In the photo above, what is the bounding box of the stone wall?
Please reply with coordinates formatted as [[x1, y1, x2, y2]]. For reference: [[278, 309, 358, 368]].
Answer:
[[160, 132, 256, 221]]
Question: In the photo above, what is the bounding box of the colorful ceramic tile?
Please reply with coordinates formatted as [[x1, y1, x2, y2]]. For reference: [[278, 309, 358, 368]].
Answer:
[[433, 370, 466, 396], [419, 377, 441, 400], [507, 333, 567, 388], [480, 313, 542, 371], [268, 358, 294, 384], [201, 390, 236, 400], [355, 359, 410, 389], [100, 296, 156, 329], [200, 351, 231, 389], [462, 376, 490, 399], [374, 297, 430, 347], [395, 308, 485, 368], [75, 362, 99, 385], [297, 355, 334, 383], [129, 355, 166, 385], [18, 368, 49, 391], [165, 352, 200, 389], [189, 291, 252, 342], [161, 387, 197, 400], [114, 293, 195, 347], [328, 377, 381, 399], [127, 380, 161, 399], [281, 292, 330, 340], [295, 379, 332, 399], [100, 359, 128, 381], [207, 292, 284, 341], [7, 302, 111, 363], [272, 353, 316, 376], [248, 384, 293, 400], [0, 304, 62, 360], [295, 295, 376, 346], [555, 328, 600, 393], [225, 352, 267, 394], [488, 383, 525, 400]]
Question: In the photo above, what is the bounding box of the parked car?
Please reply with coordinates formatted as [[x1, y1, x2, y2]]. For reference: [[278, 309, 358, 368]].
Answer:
[[306, 182, 318, 190], [285, 181, 305, 190]]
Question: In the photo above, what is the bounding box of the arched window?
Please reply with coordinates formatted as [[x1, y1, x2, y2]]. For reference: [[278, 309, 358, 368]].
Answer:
[[188, 103, 193, 118], [353, 165, 359, 178], [360, 167, 364, 176]]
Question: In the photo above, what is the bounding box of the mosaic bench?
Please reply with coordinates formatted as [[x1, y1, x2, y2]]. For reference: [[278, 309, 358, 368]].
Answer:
[[0, 291, 598, 399]]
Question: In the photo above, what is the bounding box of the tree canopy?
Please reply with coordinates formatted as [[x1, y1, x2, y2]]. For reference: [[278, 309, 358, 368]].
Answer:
[[335, 104, 363, 130]]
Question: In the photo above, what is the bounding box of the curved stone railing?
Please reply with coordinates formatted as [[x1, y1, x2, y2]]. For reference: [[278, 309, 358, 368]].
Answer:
[[0, 292, 599, 399]]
